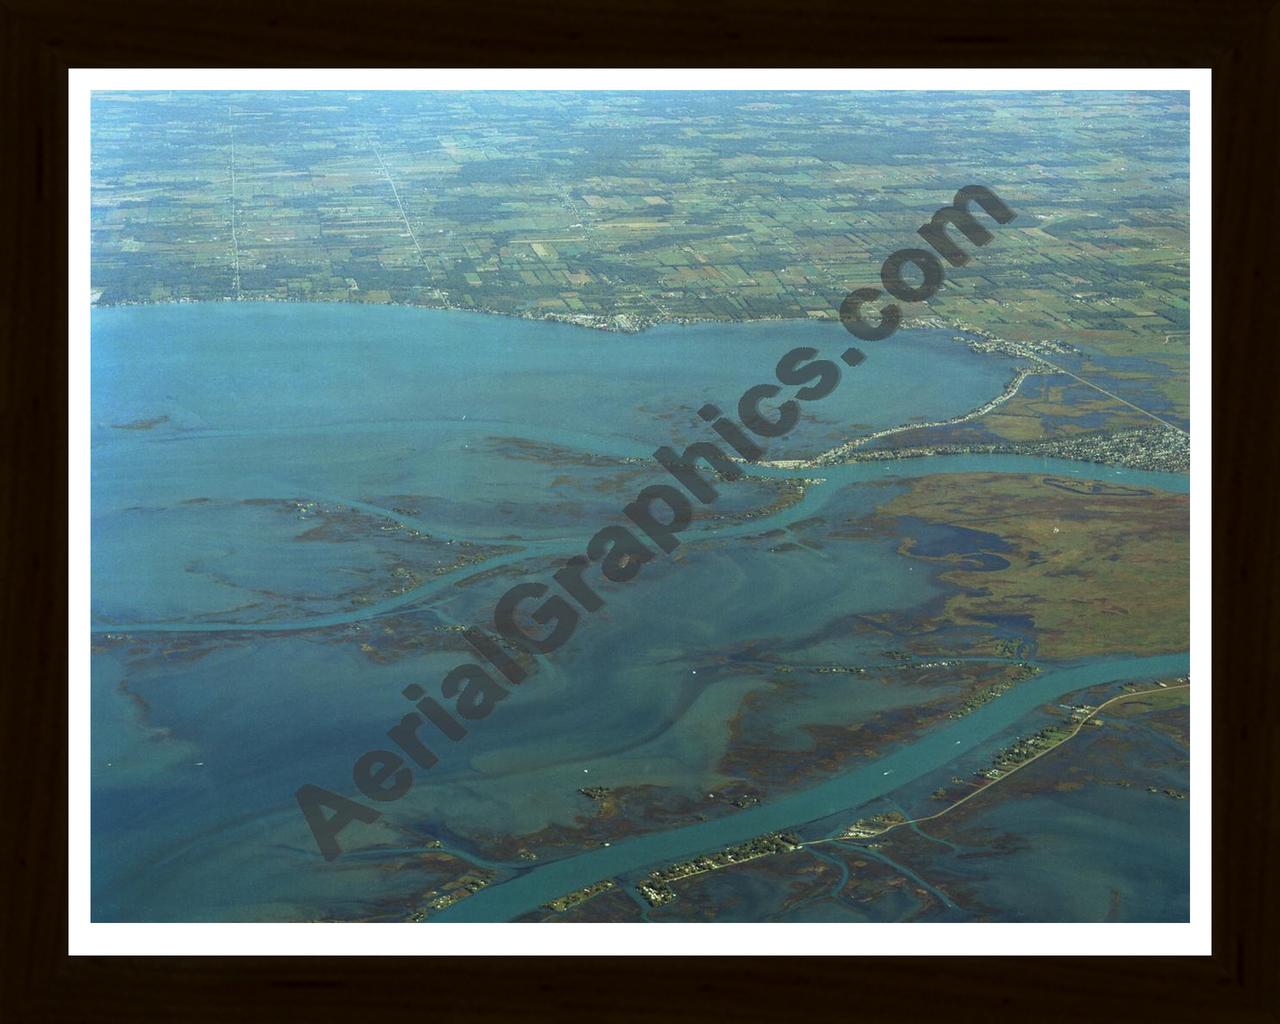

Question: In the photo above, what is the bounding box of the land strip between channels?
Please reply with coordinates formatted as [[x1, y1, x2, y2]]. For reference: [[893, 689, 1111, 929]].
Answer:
[[801, 682, 1191, 850]]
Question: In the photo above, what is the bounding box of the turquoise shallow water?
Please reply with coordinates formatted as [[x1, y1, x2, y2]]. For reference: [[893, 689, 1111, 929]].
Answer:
[[90, 451, 1186, 636], [91, 303, 1027, 625], [91, 301, 1018, 453], [90, 303, 1188, 922]]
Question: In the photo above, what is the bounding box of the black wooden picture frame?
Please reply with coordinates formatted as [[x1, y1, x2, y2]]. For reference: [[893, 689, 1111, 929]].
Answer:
[[3, 1, 1275, 1019]]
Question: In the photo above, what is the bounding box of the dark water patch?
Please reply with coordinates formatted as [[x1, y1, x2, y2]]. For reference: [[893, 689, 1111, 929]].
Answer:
[[896, 516, 1014, 573]]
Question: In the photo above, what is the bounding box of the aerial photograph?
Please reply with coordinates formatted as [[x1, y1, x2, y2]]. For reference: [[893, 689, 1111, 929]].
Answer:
[[89, 88, 1191, 924]]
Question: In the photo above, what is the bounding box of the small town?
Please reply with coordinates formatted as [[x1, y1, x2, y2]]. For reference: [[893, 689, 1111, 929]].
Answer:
[[635, 832, 803, 907]]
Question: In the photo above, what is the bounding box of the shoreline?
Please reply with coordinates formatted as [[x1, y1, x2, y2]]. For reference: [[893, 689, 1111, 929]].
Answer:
[[821, 426, 1190, 475], [89, 293, 972, 339], [91, 298, 1188, 473], [761, 365, 1047, 471], [758, 357, 1190, 475]]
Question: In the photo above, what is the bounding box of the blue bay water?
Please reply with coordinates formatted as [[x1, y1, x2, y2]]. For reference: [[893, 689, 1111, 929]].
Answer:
[[90, 302, 1188, 922]]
